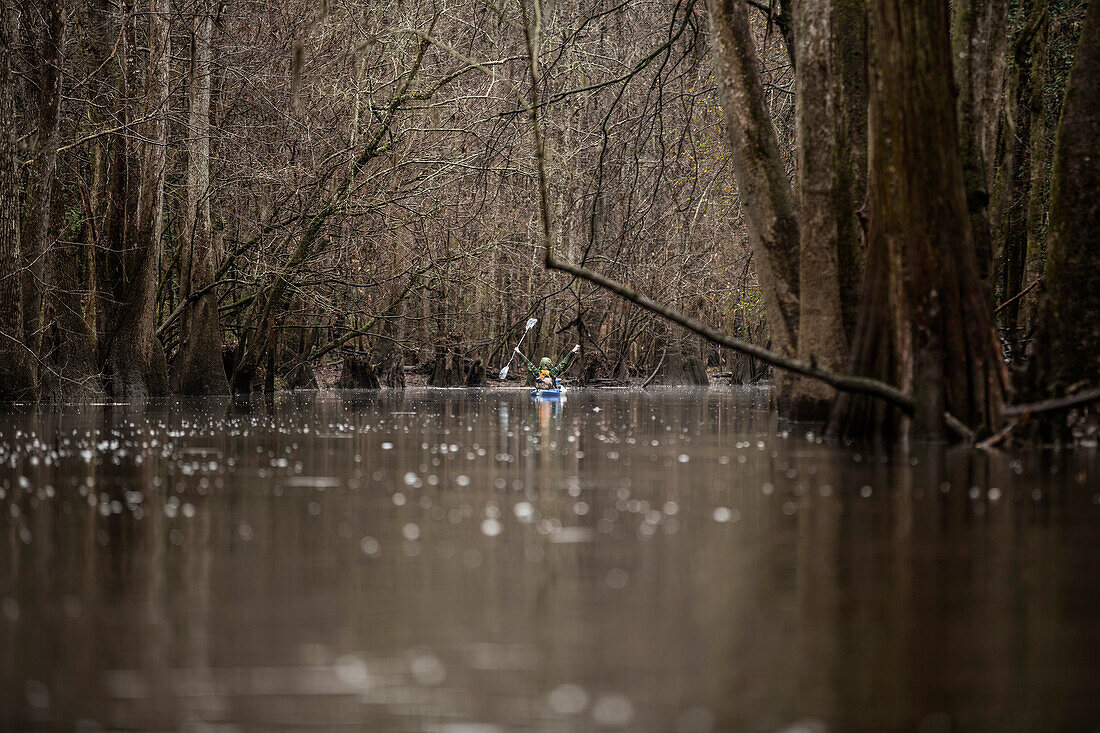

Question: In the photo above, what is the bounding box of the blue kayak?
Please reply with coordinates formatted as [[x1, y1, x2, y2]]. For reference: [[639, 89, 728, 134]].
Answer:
[[531, 388, 563, 399]]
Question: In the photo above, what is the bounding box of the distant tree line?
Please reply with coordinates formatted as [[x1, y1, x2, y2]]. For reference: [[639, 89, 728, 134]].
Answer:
[[0, 0, 1096, 442]]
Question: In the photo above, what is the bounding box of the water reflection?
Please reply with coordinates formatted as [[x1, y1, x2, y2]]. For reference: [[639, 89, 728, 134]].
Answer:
[[1, 388, 1097, 731]]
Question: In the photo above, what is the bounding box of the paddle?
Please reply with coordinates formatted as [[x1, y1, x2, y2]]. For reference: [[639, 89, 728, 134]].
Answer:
[[499, 317, 538, 380]]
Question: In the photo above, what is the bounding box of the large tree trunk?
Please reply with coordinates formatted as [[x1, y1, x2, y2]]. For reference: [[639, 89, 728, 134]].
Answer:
[[1030, 0, 1100, 398], [20, 0, 66, 364], [173, 0, 229, 395], [952, 0, 1009, 286], [0, 0, 34, 401], [829, 0, 1007, 441], [101, 0, 170, 403], [789, 0, 853, 419], [705, 0, 800, 406]]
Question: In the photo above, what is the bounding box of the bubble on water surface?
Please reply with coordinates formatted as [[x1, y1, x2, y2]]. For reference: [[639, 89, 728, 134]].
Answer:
[[547, 683, 589, 715], [360, 537, 380, 556], [712, 507, 740, 523], [392, 492, 406, 506], [480, 518, 502, 537], [513, 502, 535, 522], [334, 654, 372, 690], [409, 648, 446, 686], [592, 694, 634, 727], [402, 523, 420, 541], [2, 597, 19, 621], [456, 474, 470, 487], [605, 568, 629, 589]]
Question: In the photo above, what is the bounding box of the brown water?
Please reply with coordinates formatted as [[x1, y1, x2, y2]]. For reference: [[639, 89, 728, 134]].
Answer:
[[1, 388, 1098, 732]]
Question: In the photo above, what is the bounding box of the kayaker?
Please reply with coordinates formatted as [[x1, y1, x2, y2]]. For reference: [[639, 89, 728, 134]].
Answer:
[[515, 344, 580, 388]]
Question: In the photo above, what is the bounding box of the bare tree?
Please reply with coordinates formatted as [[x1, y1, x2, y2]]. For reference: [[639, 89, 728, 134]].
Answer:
[[0, 0, 34, 401], [173, 0, 228, 395]]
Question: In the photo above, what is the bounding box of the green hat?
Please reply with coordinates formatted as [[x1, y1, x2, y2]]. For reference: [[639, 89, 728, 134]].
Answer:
[[539, 357, 553, 371]]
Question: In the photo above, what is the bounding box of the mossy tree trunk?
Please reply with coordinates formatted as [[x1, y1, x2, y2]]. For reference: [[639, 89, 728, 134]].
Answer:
[[1030, 0, 1100, 401], [992, 0, 1047, 360]]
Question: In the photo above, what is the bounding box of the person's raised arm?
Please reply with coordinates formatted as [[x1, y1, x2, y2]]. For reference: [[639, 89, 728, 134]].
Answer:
[[552, 344, 581, 377], [514, 347, 537, 374]]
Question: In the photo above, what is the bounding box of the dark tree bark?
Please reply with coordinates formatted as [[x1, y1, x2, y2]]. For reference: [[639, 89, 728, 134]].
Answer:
[[173, 0, 229, 395], [337, 354, 380, 389], [20, 0, 66, 363], [829, 0, 1008, 441], [0, 0, 34, 401], [378, 347, 405, 389], [705, 0, 800, 404], [953, 0, 1009, 286], [42, 233, 105, 402], [98, 0, 170, 403], [652, 344, 709, 386], [834, 0, 868, 343], [992, 0, 1047, 360], [429, 338, 468, 386], [1030, 0, 1100, 397]]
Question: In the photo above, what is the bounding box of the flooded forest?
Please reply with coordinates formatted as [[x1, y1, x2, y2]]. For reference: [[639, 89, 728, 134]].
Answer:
[[2, 0, 1099, 730]]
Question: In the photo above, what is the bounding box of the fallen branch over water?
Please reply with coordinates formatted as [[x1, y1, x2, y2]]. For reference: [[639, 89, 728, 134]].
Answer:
[[1002, 386, 1100, 417], [545, 252, 916, 414]]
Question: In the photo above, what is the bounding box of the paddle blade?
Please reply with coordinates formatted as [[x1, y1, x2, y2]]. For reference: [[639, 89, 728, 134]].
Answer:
[[498, 365, 509, 380], [525, 317, 538, 330]]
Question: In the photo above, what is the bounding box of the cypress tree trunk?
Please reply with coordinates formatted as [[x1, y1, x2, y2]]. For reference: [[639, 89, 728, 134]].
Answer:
[[173, 0, 229, 395], [830, 0, 1007, 441], [1031, 0, 1100, 397], [0, 0, 35, 401], [705, 0, 800, 407], [790, 0, 852, 419], [101, 0, 170, 403]]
